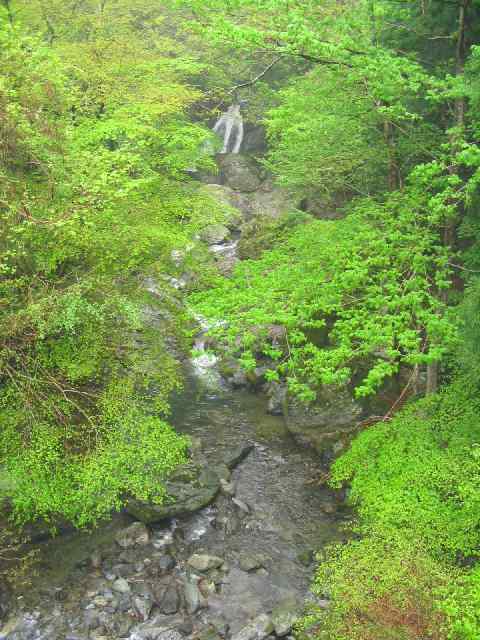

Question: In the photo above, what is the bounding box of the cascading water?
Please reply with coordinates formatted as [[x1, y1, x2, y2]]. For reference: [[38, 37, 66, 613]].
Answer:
[[213, 103, 245, 154]]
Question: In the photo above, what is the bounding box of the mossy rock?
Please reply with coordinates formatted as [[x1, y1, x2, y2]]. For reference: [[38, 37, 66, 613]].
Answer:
[[125, 465, 221, 523]]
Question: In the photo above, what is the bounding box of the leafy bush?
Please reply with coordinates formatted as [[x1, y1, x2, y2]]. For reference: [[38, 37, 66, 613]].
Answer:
[[306, 382, 480, 640]]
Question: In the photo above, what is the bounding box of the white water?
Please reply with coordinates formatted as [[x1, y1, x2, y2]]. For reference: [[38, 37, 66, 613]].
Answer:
[[213, 103, 244, 154]]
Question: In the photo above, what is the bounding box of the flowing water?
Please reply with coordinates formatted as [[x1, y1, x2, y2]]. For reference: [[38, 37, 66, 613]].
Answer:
[[2, 362, 346, 640], [212, 105, 244, 154]]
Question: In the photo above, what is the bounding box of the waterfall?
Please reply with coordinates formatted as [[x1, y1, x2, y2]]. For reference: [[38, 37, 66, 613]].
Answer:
[[213, 103, 245, 154]]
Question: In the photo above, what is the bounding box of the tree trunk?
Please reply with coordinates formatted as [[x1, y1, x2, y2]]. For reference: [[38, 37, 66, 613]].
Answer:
[[426, 362, 438, 395]]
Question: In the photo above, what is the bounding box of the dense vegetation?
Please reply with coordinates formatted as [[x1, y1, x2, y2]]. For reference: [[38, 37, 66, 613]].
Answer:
[[2, 0, 480, 637]]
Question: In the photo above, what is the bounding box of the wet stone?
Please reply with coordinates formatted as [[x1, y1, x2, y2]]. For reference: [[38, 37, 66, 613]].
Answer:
[[115, 522, 150, 549], [230, 614, 274, 640], [155, 583, 180, 615], [187, 554, 224, 572], [238, 554, 267, 573], [157, 555, 176, 572], [112, 578, 131, 594], [133, 595, 153, 622]]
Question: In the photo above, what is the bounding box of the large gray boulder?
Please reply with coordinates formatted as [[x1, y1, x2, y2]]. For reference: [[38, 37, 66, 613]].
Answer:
[[286, 388, 362, 454], [217, 155, 264, 192], [125, 464, 221, 524]]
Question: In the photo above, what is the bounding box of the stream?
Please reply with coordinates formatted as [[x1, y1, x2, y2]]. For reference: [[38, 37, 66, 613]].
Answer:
[[2, 366, 345, 640]]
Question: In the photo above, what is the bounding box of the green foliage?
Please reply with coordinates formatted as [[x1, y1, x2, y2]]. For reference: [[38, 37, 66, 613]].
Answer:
[[305, 381, 480, 639], [6, 410, 189, 527], [192, 180, 458, 400], [308, 534, 452, 640], [331, 382, 480, 559], [0, 7, 221, 526]]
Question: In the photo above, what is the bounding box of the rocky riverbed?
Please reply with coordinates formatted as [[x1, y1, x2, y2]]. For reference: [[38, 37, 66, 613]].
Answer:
[[1, 375, 347, 640]]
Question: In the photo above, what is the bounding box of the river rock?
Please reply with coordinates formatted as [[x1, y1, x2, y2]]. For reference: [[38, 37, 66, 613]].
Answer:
[[220, 479, 235, 496], [188, 553, 224, 571], [267, 382, 287, 416], [271, 603, 299, 637], [239, 554, 266, 573], [153, 582, 180, 615], [115, 522, 150, 548], [224, 444, 254, 470], [286, 388, 362, 454], [217, 155, 264, 192], [133, 596, 153, 622], [201, 224, 231, 245], [230, 614, 274, 640], [183, 579, 207, 614], [125, 464, 221, 524], [112, 578, 131, 594]]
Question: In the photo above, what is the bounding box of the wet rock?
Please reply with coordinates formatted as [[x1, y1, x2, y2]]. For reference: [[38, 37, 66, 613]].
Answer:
[[239, 554, 266, 573], [115, 522, 150, 548], [161, 584, 180, 615], [267, 382, 287, 416], [201, 224, 231, 246], [153, 582, 180, 615], [112, 578, 131, 594], [230, 614, 274, 640], [242, 125, 267, 154], [272, 603, 299, 637], [126, 465, 220, 524], [188, 553, 224, 572], [183, 579, 207, 614], [220, 479, 235, 497], [177, 619, 194, 636], [157, 555, 176, 572], [90, 550, 102, 569], [224, 444, 254, 470], [217, 155, 264, 193], [232, 497, 250, 515], [286, 389, 362, 454], [214, 463, 231, 482], [133, 595, 153, 622], [111, 563, 135, 578]]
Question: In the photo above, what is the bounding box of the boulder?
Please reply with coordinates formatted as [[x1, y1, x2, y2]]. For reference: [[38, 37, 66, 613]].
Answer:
[[155, 583, 180, 615], [272, 602, 299, 637], [266, 382, 287, 416], [112, 578, 131, 594], [187, 554, 224, 572], [239, 554, 266, 573], [230, 614, 274, 640], [286, 388, 362, 454], [223, 444, 254, 470], [200, 224, 231, 245], [217, 155, 264, 192], [133, 596, 153, 622], [125, 464, 221, 524], [115, 522, 150, 548]]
